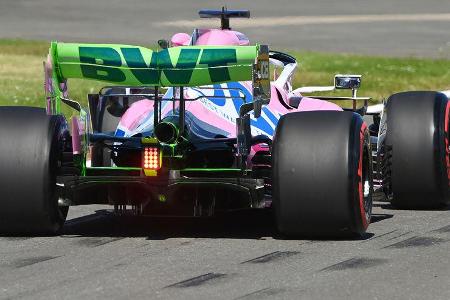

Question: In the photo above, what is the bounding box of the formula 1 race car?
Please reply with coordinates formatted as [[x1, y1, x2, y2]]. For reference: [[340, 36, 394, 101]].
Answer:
[[0, 9, 448, 236]]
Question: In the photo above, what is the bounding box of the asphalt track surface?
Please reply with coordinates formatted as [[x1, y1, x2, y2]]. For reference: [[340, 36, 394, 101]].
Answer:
[[0, 1, 450, 299], [0, 0, 450, 57], [0, 202, 449, 299]]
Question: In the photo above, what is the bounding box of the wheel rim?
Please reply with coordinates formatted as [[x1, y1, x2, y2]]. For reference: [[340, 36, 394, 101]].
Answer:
[[49, 116, 70, 230], [362, 144, 373, 223]]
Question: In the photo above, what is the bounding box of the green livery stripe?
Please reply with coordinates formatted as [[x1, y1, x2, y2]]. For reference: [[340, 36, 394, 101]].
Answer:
[[180, 168, 244, 172], [86, 167, 142, 171], [52, 42, 258, 87]]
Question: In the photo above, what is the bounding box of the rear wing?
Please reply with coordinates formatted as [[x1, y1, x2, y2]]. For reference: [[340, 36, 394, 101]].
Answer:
[[45, 41, 269, 114]]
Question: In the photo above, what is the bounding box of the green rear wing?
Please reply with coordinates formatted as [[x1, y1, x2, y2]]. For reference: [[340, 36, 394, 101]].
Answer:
[[51, 42, 259, 86], [45, 41, 270, 116]]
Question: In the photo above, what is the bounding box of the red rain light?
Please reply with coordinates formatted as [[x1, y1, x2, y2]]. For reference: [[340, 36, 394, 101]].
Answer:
[[143, 147, 160, 170]]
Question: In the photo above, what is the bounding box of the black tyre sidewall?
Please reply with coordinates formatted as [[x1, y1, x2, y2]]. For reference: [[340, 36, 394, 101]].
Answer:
[[385, 91, 449, 208], [272, 111, 372, 237], [0, 107, 68, 234]]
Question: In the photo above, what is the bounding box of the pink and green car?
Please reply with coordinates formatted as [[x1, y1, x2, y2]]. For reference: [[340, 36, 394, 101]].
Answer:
[[0, 9, 448, 236]]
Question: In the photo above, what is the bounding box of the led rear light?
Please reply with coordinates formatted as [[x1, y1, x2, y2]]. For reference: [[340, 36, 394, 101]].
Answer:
[[143, 147, 161, 170]]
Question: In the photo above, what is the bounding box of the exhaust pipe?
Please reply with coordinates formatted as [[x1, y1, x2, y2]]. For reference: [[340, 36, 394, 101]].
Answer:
[[154, 121, 179, 144]]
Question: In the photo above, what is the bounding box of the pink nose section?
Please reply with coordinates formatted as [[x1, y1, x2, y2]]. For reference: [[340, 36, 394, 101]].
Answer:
[[171, 33, 191, 46]]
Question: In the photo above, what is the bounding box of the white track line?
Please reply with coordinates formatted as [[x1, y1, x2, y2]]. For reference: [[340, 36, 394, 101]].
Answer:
[[157, 13, 450, 28]]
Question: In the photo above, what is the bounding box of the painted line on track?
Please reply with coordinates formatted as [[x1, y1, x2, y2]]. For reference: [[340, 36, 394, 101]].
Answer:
[[157, 13, 450, 28]]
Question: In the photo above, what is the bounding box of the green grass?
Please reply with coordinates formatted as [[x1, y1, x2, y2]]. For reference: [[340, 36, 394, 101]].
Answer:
[[0, 39, 449, 109], [291, 51, 450, 102], [0, 39, 103, 108]]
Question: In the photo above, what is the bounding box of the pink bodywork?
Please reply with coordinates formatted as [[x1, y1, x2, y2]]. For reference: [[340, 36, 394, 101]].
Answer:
[[195, 29, 250, 46], [117, 29, 342, 151], [171, 33, 190, 46]]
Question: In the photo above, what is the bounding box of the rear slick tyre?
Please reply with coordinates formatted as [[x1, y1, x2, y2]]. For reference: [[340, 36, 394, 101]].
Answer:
[[272, 111, 373, 237], [382, 91, 449, 208], [0, 107, 69, 235]]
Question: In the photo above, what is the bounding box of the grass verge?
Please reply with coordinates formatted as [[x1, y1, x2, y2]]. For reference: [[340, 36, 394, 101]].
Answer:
[[0, 39, 449, 109]]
